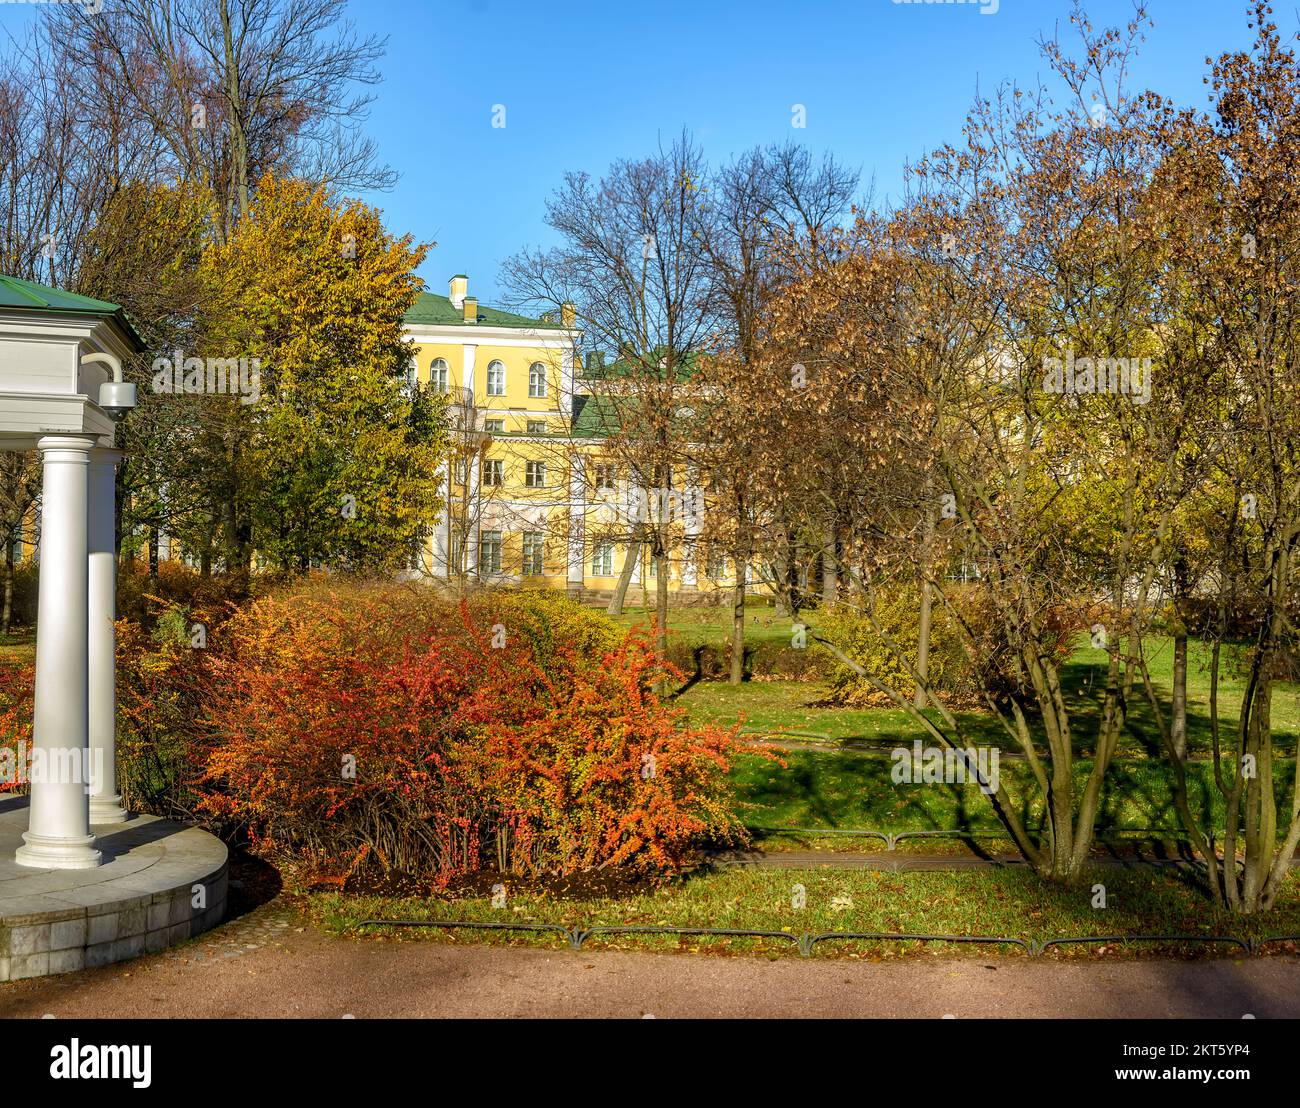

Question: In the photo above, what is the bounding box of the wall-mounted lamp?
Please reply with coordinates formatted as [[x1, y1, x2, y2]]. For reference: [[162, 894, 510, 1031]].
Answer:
[[81, 352, 137, 421]]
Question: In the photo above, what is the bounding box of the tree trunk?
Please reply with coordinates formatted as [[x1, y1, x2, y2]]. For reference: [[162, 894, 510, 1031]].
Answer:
[[220, 1, 251, 227], [1, 537, 13, 636], [200, 518, 213, 579], [729, 510, 751, 685], [607, 528, 640, 616], [821, 522, 837, 606], [914, 501, 938, 709], [786, 531, 801, 615], [654, 534, 671, 697], [655, 539, 669, 663], [1171, 632, 1188, 760], [772, 531, 797, 617]]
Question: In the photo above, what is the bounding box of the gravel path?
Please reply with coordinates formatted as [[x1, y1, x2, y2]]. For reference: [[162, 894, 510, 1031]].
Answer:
[[2, 900, 1299, 1018]]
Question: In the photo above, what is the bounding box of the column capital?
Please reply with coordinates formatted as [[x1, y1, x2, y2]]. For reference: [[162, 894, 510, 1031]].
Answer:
[[36, 435, 96, 462]]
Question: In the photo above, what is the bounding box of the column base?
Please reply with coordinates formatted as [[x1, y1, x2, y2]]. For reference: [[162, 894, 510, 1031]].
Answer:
[[15, 830, 102, 870], [90, 795, 130, 824]]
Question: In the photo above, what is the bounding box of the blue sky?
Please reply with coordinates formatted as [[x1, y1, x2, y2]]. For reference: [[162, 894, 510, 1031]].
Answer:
[[348, 0, 1258, 304], [0, 1, 1269, 303]]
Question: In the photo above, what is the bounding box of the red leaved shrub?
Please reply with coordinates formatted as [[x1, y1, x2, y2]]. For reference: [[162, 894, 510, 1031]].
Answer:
[[0, 654, 34, 794], [0, 583, 752, 883], [194, 585, 749, 884]]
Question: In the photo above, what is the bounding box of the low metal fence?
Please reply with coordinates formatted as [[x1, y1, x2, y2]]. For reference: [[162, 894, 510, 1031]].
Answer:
[[743, 825, 1193, 850], [350, 918, 1294, 957]]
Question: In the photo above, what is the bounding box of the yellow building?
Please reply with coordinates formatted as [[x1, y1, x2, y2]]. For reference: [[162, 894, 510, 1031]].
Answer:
[[404, 275, 721, 597]]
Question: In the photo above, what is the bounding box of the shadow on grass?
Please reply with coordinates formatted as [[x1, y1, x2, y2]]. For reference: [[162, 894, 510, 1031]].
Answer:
[[753, 636, 1299, 762]]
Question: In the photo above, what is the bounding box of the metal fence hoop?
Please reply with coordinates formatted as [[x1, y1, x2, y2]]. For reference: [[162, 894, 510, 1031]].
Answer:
[[805, 931, 1032, 954], [1037, 934, 1251, 954], [350, 918, 577, 946], [577, 925, 802, 953]]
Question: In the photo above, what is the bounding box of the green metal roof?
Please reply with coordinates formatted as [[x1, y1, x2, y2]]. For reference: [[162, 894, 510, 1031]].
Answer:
[[570, 394, 620, 439], [569, 388, 707, 441], [404, 290, 561, 330], [581, 347, 699, 382], [0, 274, 145, 349]]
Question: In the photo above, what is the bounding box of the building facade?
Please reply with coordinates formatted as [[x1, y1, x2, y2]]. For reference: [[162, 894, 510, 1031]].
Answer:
[[404, 275, 718, 597]]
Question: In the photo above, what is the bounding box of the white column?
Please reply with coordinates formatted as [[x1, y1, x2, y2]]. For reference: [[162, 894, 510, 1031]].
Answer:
[[88, 447, 126, 824], [566, 457, 586, 594], [682, 539, 699, 589], [560, 342, 575, 418], [16, 435, 101, 869], [462, 343, 478, 396], [466, 451, 482, 579], [681, 467, 700, 590], [434, 461, 451, 578]]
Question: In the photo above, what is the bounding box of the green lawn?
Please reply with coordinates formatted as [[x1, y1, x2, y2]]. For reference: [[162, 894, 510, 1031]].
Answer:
[[728, 749, 1268, 834], [314, 866, 1300, 958], [634, 623, 1300, 838], [681, 679, 965, 743], [598, 598, 1300, 753], [0, 632, 34, 663], [667, 634, 1300, 757]]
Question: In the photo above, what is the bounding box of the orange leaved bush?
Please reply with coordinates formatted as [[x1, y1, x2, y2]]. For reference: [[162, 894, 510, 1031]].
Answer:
[[191, 585, 748, 883], [0, 653, 33, 795]]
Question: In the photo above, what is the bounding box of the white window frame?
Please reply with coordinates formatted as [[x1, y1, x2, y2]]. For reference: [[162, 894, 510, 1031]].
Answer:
[[429, 357, 449, 393], [591, 540, 614, 577], [487, 360, 506, 397], [479, 530, 503, 575], [482, 459, 504, 487], [525, 461, 547, 488], [522, 531, 545, 576], [528, 362, 547, 398]]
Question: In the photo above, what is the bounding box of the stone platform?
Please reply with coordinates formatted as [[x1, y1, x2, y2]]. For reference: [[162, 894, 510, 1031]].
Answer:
[[0, 795, 227, 980]]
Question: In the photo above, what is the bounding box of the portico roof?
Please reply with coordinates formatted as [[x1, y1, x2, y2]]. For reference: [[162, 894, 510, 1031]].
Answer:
[[0, 275, 145, 351]]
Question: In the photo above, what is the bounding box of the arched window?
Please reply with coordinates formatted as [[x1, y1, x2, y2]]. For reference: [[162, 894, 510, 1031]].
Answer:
[[528, 362, 547, 398], [405, 355, 418, 388], [429, 357, 449, 392], [486, 360, 506, 396]]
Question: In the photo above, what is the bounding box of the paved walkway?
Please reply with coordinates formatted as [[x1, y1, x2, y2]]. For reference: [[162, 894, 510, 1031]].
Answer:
[[2, 900, 1299, 1018]]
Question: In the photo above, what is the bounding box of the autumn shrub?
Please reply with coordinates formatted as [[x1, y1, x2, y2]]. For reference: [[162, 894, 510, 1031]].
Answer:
[[954, 588, 1085, 701], [462, 587, 622, 668], [195, 583, 748, 884], [0, 653, 34, 794], [817, 582, 1085, 707], [818, 582, 972, 706], [116, 560, 266, 627], [1, 580, 751, 881], [456, 614, 746, 876], [5, 562, 38, 628], [115, 597, 229, 819]]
